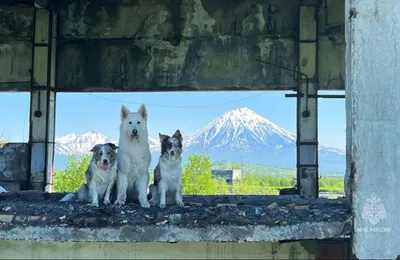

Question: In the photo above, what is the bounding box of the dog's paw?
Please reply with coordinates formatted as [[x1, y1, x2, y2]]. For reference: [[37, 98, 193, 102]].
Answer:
[[159, 202, 166, 209], [91, 200, 99, 207], [140, 201, 150, 208], [114, 200, 125, 207], [176, 201, 184, 207], [103, 198, 111, 205]]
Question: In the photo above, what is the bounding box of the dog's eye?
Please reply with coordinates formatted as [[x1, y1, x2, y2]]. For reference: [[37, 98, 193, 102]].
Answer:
[[99, 152, 103, 156], [137, 121, 141, 124], [168, 142, 172, 148], [128, 121, 132, 124]]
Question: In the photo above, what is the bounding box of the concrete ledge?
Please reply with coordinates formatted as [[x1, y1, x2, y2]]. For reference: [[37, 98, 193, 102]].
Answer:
[[0, 192, 352, 243], [0, 220, 351, 243]]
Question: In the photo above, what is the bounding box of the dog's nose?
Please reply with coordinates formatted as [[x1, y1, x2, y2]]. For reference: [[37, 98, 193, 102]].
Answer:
[[170, 151, 175, 156], [103, 159, 108, 164], [132, 129, 138, 135]]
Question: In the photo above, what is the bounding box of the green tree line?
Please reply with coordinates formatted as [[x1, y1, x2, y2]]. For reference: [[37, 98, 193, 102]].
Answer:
[[54, 152, 344, 195]]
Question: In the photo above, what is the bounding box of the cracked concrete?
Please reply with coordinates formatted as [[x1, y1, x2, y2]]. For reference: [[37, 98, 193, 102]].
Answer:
[[0, 192, 351, 243]]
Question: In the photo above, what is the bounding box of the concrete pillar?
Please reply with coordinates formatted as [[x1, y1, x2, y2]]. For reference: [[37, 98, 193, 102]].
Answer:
[[28, 3, 57, 191], [297, 1, 319, 198], [346, 0, 400, 258]]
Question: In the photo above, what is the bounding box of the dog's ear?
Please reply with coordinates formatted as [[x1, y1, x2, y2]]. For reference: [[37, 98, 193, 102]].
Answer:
[[106, 143, 118, 151], [137, 104, 148, 121], [159, 133, 169, 142], [173, 129, 183, 141], [121, 105, 130, 120], [90, 144, 101, 153]]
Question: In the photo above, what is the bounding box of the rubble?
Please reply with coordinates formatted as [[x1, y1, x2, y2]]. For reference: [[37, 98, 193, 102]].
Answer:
[[0, 192, 351, 243], [0, 187, 7, 194]]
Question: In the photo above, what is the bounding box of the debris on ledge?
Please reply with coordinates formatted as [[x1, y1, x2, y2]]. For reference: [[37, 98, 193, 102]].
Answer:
[[0, 191, 351, 243]]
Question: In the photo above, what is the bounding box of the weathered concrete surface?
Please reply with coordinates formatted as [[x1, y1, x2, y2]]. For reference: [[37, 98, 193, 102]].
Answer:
[[57, 38, 297, 91], [0, 0, 345, 92], [0, 5, 33, 39], [0, 192, 351, 242], [0, 240, 321, 259], [0, 5, 33, 91], [0, 41, 32, 91], [0, 143, 29, 192], [346, 0, 400, 259], [54, 0, 344, 92]]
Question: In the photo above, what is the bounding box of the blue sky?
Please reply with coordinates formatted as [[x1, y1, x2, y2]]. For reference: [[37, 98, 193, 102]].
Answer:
[[0, 90, 346, 149]]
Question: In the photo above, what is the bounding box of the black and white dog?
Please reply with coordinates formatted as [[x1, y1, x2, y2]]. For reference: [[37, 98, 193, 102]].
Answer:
[[148, 130, 184, 208], [60, 143, 118, 207]]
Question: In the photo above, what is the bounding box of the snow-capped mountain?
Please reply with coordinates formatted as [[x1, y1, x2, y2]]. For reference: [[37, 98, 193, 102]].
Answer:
[[55, 131, 117, 155], [55, 131, 159, 155], [184, 107, 296, 152], [54, 107, 345, 174]]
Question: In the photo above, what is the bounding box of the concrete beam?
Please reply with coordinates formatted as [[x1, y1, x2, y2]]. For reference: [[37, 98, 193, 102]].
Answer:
[[52, 0, 344, 92], [56, 37, 297, 92], [28, 5, 57, 191], [297, 3, 318, 198], [346, 0, 400, 258], [0, 222, 351, 243]]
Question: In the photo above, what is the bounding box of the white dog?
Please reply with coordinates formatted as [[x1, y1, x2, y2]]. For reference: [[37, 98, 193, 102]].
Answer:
[[114, 104, 151, 208]]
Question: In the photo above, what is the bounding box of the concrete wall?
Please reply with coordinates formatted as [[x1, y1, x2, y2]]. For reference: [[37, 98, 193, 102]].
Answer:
[[0, 240, 318, 259], [0, 143, 29, 192], [346, 0, 400, 258], [0, 0, 345, 92], [0, 5, 32, 91]]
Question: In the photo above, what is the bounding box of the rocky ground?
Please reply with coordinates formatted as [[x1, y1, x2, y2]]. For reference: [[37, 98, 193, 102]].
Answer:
[[0, 191, 350, 229]]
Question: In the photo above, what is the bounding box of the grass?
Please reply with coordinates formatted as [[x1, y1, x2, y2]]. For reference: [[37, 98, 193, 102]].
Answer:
[[212, 160, 345, 194]]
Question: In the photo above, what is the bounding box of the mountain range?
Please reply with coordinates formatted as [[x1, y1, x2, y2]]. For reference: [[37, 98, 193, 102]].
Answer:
[[54, 107, 345, 174]]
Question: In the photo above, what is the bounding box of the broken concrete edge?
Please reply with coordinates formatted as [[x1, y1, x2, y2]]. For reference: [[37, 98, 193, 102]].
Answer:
[[0, 219, 352, 243]]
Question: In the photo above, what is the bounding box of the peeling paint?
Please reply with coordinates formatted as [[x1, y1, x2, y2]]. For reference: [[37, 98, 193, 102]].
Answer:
[[0, 44, 13, 52], [258, 38, 273, 77], [134, 38, 190, 83], [65, 2, 89, 36], [0, 6, 33, 39], [181, 0, 216, 37], [242, 4, 266, 35], [140, 10, 169, 38]]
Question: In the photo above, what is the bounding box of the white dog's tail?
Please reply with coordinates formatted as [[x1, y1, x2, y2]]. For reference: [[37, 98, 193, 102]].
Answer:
[[60, 193, 77, 202]]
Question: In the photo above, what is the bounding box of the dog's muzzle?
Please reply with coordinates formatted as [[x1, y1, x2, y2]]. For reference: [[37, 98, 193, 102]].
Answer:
[[100, 162, 109, 171], [130, 129, 139, 139]]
